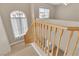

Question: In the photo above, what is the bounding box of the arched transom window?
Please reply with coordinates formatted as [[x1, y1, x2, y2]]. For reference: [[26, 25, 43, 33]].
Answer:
[[10, 11, 28, 38]]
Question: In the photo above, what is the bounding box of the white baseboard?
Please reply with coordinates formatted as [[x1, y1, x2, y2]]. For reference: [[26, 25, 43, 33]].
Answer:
[[10, 39, 24, 46], [31, 42, 47, 56]]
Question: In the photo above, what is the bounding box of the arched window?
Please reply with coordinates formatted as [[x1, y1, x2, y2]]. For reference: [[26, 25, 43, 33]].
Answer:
[[10, 11, 28, 38]]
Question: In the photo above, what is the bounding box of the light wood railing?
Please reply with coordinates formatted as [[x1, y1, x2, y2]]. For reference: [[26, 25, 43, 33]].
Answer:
[[24, 22, 34, 45], [24, 19, 79, 56]]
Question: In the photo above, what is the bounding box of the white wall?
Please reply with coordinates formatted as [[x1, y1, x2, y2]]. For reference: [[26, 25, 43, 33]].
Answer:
[[0, 16, 11, 55], [55, 3, 79, 21], [0, 3, 32, 43], [32, 3, 55, 19]]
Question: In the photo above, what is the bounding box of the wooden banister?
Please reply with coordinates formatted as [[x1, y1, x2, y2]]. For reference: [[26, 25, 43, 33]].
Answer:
[[24, 22, 34, 45], [24, 19, 79, 56]]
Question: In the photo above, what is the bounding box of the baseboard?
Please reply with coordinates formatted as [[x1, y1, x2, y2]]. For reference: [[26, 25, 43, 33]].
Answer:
[[31, 42, 47, 56], [10, 39, 24, 46]]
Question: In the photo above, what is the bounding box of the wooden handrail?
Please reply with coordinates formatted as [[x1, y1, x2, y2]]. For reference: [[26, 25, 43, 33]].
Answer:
[[24, 19, 79, 56]]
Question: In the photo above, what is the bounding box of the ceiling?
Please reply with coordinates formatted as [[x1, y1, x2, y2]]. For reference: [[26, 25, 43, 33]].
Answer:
[[49, 3, 69, 6]]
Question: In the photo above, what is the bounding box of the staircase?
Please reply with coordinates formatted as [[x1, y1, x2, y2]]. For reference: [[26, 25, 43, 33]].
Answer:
[[24, 19, 79, 56]]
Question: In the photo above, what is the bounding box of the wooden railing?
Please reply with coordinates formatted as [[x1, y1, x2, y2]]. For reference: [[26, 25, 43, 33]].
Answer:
[[24, 22, 34, 45], [24, 19, 79, 56]]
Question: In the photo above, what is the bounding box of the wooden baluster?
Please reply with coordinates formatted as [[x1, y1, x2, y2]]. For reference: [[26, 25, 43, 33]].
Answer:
[[40, 24, 43, 48], [35, 23, 37, 44], [41, 24, 44, 50], [71, 31, 79, 56], [44, 25, 47, 53], [37, 23, 39, 43], [44, 25, 48, 53], [37, 23, 39, 45], [38, 23, 42, 48], [34, 20, 36, 43], [35, 22, 37, 43], [51, 28, 57, 55], [43, 24, 45, 51], [56, 29, 64, 56], [31, 25, 33, 42], [49, 27, 53, 55], [47, 26, 50, 54], [64, 31, 73, 56], [46, 25, 49, 53], [37, 23, 40, 46], [39, 23, 41, 47], [47, 26, 52, 55], [36, 23, 38, 44]]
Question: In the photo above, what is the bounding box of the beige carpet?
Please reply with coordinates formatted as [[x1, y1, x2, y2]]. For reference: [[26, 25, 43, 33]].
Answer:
[[10, 46, 39, 56]]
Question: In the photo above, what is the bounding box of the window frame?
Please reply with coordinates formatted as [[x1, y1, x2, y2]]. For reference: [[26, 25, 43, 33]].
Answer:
[[39, 8, 50, 19], [10, 11, 28, 38]]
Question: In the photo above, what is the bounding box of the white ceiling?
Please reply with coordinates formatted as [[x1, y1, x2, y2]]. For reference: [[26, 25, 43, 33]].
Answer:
[[50, 3, 62, 5], [49, 3, 69, 6]]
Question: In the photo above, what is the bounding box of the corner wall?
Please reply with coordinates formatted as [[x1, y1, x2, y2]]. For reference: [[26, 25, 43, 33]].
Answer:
[[0, 16, 11, 55]]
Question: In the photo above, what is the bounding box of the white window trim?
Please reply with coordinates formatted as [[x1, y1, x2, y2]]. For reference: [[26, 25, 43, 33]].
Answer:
[[39, 8, 50, 19], [10, 11, 28, 38]]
